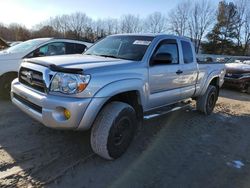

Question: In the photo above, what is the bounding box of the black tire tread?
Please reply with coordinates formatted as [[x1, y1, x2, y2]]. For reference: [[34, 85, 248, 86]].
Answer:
[[196, 85, 218, 115], [0, 72, 17, 100], [90, 101, 135, 160]]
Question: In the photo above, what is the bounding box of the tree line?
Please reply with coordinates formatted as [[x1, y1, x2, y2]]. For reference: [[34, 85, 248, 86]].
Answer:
[[0, 0, 249, 55]]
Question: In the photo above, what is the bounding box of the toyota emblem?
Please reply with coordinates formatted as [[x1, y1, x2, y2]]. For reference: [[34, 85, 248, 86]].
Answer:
[[26, 71, 33, 84]]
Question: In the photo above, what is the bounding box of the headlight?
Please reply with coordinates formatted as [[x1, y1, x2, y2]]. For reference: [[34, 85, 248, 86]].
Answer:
[[50, 73, 90, 94]]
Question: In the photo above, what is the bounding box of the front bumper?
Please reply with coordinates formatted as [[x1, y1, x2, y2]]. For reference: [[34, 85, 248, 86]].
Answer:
[[11, 79, 92, 130]]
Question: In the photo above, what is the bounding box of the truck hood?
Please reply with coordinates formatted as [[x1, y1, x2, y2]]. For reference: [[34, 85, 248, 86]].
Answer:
[[225, 63, 250, 74], [0, 51, 25, 60], [26, 54, 137, 71]]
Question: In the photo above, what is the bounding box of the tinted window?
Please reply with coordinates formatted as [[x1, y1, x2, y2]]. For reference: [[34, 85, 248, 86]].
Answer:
[[74, 44, 86, 53], [85, 36, 154, 61], [154, 43, 179, 64], [65, 43, 75, 54], [181, 41, 194, 64], [65, 43, 86, 54]]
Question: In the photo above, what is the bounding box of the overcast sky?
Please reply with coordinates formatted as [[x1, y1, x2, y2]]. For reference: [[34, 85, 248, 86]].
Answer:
[[0, 0, 221, 29]]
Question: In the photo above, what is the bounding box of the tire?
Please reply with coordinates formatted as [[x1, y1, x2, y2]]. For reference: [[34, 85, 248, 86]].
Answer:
[[247, 84, 250, 94], [240, 82, 248, 93], [196, 85, 218, 115], [91, 102, 137, 160], [0, 73, 18, 100]]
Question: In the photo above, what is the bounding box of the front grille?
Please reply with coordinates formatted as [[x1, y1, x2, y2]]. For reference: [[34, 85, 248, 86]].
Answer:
[[19, 67, 46, 93], [13, 93, 42, 113]]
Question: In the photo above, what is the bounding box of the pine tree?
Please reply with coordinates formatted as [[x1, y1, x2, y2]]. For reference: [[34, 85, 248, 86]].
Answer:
[[202, 1, 240, 55]]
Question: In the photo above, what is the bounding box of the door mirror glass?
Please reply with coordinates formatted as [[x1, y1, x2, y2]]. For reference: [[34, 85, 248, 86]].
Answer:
[[153, 53, 173, 64]]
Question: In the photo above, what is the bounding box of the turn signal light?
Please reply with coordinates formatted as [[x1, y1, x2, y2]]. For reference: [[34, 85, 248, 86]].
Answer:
[[64, 109, 71, 120]]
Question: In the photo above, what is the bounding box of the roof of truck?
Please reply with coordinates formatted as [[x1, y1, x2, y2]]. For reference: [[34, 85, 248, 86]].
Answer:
[[110, 33, 190, 41]]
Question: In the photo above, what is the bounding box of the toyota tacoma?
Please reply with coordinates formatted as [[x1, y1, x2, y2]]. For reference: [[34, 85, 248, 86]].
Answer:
[[11, 34, 226, 160]]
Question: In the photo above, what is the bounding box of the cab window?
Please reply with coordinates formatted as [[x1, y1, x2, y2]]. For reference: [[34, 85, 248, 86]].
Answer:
[[181, 41, 194, 64], [151, 40, 179, 65]]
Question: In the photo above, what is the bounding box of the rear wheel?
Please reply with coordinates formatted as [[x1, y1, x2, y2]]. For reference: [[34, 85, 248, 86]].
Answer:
[[0, 73, 18, 100], [91, 102, 137, 160], [196, 85, 218, 115]]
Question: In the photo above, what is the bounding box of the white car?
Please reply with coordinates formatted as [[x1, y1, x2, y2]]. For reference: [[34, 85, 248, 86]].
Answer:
[[0, 38, 92, 99]]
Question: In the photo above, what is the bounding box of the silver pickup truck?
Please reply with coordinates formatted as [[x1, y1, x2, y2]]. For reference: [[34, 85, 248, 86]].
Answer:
[[11, 34, 225, 160]]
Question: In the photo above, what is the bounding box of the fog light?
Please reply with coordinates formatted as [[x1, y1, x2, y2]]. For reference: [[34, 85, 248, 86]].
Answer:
[[64, 109, 71, 120]]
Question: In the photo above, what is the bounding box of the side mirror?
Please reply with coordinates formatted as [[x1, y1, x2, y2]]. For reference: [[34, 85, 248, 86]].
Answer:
[[152, 53, 173, 65]]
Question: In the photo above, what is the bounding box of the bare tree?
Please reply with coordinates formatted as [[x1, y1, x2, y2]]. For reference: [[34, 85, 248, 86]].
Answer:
[[67, 12, 91, 39], [188, 0, 215, 53], [234, 0, 247, 48], [242, 7, 250, 55], [48, 15, 69, 37], [168, 1, 190, 36], [120, 14, 142, 33], [233, 0, 250, 55], [144, 12, 166, 33], [8, 23, 30, 41], [93, 18, 119, 37], [92, 19, 106, 39], [32, 25, 61, 38], [0, 23, 10, 41]]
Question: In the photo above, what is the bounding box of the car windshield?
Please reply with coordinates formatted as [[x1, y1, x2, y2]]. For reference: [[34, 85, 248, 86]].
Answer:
[[84, 35, 154, 61], [6, 38, 50, 53]]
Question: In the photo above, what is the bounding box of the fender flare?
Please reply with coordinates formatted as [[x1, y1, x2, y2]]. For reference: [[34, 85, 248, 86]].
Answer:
[[200, 70, 222, 96], [77, 79, 146, 130]]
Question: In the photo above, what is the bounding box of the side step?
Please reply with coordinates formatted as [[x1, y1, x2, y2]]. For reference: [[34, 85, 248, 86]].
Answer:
[[143, 100, 192, 120]]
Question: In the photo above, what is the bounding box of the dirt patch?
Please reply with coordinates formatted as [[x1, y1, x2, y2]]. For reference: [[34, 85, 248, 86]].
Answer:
[[0, 89, 249, 188]]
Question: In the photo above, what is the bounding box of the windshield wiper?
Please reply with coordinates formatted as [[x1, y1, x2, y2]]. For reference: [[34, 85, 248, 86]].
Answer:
[[85, 54, 131, 60]]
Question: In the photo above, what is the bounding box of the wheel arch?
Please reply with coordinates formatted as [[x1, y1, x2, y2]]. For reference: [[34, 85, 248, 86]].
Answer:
[[77, 79, 145, 130], [200, 73, 220, 96], [0, 71, 18, 80]]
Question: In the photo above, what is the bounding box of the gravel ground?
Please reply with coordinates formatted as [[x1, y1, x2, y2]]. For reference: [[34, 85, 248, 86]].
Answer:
[[0, 89, 249, 188]]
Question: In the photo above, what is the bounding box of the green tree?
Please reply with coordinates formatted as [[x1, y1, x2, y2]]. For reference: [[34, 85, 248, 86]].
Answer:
[[202, 1, 240, 55]]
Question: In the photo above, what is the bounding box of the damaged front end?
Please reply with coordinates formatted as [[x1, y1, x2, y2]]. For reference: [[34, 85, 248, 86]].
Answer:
[[224, 62, 250, 92]]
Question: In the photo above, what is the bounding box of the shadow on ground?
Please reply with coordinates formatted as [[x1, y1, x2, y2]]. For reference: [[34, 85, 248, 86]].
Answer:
[[0, 89, 250, 188], [220, 88, 249, 101]]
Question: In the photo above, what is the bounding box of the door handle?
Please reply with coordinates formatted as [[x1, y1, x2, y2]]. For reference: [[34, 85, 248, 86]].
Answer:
[[176, 70, 183, 75]]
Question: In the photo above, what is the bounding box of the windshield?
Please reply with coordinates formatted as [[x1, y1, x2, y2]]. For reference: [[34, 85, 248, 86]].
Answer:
[[6, 38, 50, 53], [84, 35, 154, 61]]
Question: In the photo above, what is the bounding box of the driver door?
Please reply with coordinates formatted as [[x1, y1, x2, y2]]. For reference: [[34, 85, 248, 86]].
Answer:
[[148, 39, 183, 109]]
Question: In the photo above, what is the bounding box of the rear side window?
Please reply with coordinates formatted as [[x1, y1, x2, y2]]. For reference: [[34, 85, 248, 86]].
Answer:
[[65, 43, 87, 54], [65, 43, 75, 54], [181, 41, 194, 64], [75, 44, 86, 53]]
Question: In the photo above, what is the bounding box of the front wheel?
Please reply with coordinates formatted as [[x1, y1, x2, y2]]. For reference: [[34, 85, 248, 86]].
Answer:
[[196, 85, 218, 115], [91, 102, 137, 160]]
